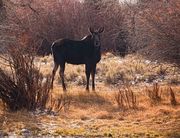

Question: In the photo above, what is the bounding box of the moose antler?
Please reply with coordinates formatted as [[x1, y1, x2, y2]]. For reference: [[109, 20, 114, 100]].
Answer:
[[89, 27, 94, 34], [98, 27, 104, 33]]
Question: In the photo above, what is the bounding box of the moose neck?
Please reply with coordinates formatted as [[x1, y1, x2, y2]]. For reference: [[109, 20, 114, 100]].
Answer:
[[92, 40, 101, 63], [82, 35, 101, 63]]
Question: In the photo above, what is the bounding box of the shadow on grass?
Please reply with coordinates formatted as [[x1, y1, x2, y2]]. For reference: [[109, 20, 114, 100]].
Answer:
[[72, 92, 111, 105], [57, 90, 113, 112]]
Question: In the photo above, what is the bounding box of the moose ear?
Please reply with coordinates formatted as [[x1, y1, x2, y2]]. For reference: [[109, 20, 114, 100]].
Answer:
[[98, 27, 104, 33], [89, 27, 94, 34]]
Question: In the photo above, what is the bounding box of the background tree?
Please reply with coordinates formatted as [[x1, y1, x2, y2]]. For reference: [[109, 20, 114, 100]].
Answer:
[[0, 0, 179, 63]]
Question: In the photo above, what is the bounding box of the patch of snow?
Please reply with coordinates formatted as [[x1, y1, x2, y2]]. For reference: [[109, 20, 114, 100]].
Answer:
[[116, 60, 123, 64], [21, 128, 31, 136], [145, 60, 151, 64]]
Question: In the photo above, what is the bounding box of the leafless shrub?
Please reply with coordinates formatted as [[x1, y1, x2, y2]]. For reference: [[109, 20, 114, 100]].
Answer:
[[115, 85, 137, 109], [146, 83, 162, 105], [0, 46, 51, 111], [169, 87, 177, 106]]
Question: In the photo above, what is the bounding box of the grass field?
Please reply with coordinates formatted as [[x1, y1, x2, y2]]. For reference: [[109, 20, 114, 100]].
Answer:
[[0, 53, 180, 137]]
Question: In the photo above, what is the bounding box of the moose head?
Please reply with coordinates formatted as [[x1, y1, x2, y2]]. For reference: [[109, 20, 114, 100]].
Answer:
[[89, 27, 104, 47]]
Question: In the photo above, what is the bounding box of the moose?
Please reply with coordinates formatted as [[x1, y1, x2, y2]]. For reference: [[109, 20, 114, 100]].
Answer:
[[51, 27, 104, 91]]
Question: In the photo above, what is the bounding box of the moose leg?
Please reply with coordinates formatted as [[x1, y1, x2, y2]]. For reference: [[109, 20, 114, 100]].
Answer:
[[91, 64, 96, 91], [51, 63, 59, 89], [85, 64, 91, 91], [59, 63, 66, 91]]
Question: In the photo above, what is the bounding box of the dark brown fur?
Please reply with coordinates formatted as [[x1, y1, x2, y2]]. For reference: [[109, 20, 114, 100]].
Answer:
[[51, 27, 104, 91]]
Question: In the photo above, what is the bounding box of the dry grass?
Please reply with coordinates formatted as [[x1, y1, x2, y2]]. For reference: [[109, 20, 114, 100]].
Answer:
[[0, 85, 180, 137], [144, 84, 179, 107], [169, 87, 177, 106], [36, 53, 180, 88], [50, 94, 72, 112], [146, 83, 162, 105], [115, 85, 137, 109], [0, 53, 180, 137]]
